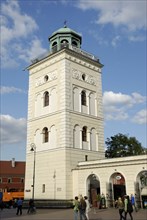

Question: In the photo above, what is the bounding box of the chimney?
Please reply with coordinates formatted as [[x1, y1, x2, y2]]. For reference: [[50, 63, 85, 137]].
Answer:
[[12, 158, 15, 168]]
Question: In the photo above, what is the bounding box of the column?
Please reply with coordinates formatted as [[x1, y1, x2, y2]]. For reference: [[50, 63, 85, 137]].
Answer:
[[96, 132, 99, 151], [80, 129, 83, 149], [87, 93, 90, 114], [87, 130, 91, 150], [79, 90, 82, 112], [95, 97, 98, 117]]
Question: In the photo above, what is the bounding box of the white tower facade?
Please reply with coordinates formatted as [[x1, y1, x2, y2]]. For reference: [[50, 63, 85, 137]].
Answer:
[[24, 26, 105, 200]]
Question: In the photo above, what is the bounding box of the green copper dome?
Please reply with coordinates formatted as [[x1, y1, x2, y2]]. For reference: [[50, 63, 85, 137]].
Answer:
[[49, 25, 82, 52], [50, 26, 82, 40]]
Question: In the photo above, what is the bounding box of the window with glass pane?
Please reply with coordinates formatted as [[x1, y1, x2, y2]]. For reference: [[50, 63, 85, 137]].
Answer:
[[81, 90, 86, 106], [82, 126, 87, 142], [43, 127, 48, 143], [44, 91, 49, 106]]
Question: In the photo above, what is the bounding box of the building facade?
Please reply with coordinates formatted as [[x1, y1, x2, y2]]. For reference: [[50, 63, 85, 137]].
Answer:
[[0, 159, 25, 193], [24, 25, 147, 207], [72, 155, 147, 208]]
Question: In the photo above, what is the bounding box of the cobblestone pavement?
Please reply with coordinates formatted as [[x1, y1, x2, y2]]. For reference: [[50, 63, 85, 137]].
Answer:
[[0, 207, 147, 220]]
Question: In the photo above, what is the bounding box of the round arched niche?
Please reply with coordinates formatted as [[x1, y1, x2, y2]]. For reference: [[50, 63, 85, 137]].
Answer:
[[109, 172, 126, 201], [135, 170, 147, 208], [86, 174, 100, 205]]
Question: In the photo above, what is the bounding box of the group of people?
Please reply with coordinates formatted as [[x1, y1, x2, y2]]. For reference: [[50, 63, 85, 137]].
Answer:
[[116, 194, 137, 220], [73, 194, 137, 220], [73, 195, 91, 220], [15, 198, 36, 216]]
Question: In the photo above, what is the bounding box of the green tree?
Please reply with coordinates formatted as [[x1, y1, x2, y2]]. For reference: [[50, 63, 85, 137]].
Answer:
[[105, 133, 146, 158]]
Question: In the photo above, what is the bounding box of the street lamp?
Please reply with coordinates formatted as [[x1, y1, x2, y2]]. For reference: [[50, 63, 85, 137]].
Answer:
[[30, 143, 36, 200]]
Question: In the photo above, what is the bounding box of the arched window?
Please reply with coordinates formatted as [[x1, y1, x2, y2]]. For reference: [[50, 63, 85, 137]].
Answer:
[[52, 42, 57, 52], [44, 91, 49, 107], [82, 126, 87, 142], [72, 41, 78, 47], [81, 90, 86, 106], [82, 74, 86, 81], [61, 39, 69, 49], [44, 75, 49, 82], [43, 127, 48, 143]]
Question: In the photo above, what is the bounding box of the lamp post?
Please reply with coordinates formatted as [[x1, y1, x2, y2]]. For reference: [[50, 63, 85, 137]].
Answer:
[[30, 143, 36, 200]]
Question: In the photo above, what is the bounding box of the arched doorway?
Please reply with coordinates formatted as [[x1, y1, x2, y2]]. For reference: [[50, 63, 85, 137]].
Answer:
[[109, 172, 126, 205], [135, 170, 147, 208], [87, 174, 100, 206]]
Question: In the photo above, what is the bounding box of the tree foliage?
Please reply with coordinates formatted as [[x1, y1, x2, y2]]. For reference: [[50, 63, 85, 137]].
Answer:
[[105, 133, 146, 158]]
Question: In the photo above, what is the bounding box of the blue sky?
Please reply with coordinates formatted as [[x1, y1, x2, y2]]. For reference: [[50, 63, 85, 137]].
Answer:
[[0, 0, 146, 161]]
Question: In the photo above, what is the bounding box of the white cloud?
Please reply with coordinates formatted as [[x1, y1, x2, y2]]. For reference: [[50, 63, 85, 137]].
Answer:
[[77, 0, 146, 44], [0, 86, 26, 94], [1, 0, 38, 44], [105, 107, 128, 121], [77, 0, 146, 31], [111, 35, 121, 47], [103, 91, 145, 107], [131, 92, 146, 104], [0, 114, 27, 144], [16, 38, 48, 62], [88, 30, 109, 46], [103, 91, 146, 122], [1, 0, 47, 68], [128, 35, 146, 42], [132, 109, 147, 125]]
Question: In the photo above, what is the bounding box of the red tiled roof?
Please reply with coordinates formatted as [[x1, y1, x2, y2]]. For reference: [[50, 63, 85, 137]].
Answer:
[[0, 161, 25, 176]]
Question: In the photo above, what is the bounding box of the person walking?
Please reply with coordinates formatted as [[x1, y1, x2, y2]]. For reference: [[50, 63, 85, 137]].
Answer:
[[124, 195, 133, 220], [84, 196, 91, 220], [117, 197, 125, 220], [130, 194, 137, 212], [73, 196, 79, 220], [79, 196, 87, 220], [27, 199, 35, 214], [16, 198, 23, 215], [96, 194, 101, 209]]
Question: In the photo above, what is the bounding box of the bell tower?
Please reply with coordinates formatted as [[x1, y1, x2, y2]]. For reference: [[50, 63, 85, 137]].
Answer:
[[24, 25, 105, 201]]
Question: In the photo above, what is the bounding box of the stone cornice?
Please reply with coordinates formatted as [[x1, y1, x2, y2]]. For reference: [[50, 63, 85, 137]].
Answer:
[[75, 155, 147, 170], [26, 48, 103, 73]]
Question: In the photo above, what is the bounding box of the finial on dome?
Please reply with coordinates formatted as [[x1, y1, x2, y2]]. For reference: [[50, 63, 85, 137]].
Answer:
[[64, 20, 67, 28]]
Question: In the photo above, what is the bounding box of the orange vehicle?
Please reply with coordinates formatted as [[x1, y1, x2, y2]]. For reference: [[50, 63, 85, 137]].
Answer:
[[2, 191, 24, 202]]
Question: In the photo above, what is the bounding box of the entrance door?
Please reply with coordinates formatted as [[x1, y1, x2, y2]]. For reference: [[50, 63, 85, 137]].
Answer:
[[110, 173, 126, 201], [87, 174, 100, 205], [113, 185, 126, 200]]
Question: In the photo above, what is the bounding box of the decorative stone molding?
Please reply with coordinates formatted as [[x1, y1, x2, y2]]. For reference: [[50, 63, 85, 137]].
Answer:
[[72, 68, 96, 86], [36, 71, 57, 87]]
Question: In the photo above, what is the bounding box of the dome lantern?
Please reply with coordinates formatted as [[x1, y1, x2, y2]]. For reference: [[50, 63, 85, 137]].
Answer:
[[48, 25, 82, 53]]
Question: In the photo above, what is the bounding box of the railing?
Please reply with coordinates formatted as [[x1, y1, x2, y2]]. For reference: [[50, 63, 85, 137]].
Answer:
[[31, 51, 49, 64], [69, 44, 99, 62], [31, 43, 99, 64]]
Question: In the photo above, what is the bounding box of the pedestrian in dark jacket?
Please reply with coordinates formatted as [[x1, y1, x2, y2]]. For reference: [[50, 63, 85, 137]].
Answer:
[[16, 198, 23, 215], [78, 196, 87, 220], [124, 195, 133, 220], [27, 199, 35, 214]]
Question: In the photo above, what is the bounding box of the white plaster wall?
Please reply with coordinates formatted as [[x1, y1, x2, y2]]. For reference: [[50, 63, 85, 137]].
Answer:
[[25, 49, 105, 200], [72, 155, 147, 199]]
